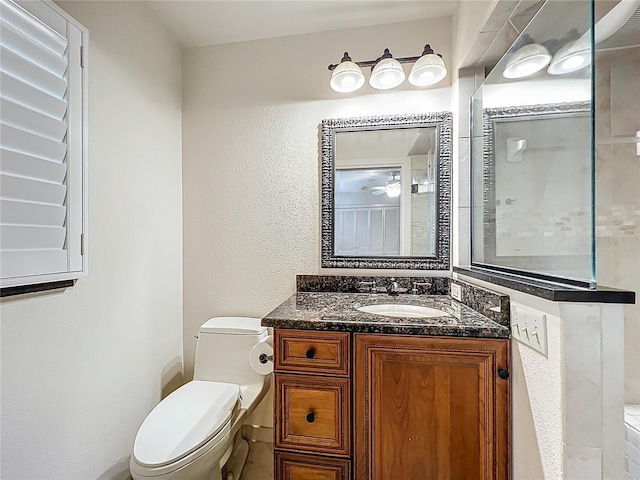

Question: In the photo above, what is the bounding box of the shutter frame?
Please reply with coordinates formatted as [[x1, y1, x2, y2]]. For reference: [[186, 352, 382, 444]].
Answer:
[[1, 0, 88, 289]]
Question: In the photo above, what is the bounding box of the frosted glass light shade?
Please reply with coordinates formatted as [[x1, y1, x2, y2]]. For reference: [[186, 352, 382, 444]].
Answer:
[[503, 43, 551, 79], [330, 60, 365, 93], [408, 53, 447, 86], [547, 41, 590, 75], [369, 58, 405, 90]]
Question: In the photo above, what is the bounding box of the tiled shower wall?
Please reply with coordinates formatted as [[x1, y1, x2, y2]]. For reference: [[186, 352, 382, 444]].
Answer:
[[596, 44, 640, 403], [626, 405, 640, 480]]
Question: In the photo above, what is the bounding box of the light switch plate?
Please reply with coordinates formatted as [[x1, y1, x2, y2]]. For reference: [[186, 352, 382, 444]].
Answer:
[[510, 303, 548, 356], [451, 283, 462, 301]]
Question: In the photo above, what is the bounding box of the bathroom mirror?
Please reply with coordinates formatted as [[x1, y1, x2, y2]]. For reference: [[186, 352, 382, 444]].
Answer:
[[476, 101, 592, 277], [321, 112, 452, 269]]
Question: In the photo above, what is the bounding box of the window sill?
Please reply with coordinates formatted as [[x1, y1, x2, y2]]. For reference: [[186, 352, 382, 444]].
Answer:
[[454, 267, 635, 304], [1, 280, 75, 298]]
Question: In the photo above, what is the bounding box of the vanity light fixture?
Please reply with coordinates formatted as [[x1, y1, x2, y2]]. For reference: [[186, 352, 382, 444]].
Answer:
[[502, 43, 552, 79], [328, 44, 447, 93], [408, 44, 447, 86], [329, 52, 365, 93], [369, 49, 405, 90]]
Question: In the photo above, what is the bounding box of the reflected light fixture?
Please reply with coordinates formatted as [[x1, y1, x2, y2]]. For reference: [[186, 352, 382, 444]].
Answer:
[[329, 52, 365, 93], [502, 43, 551, 79], [328, 43, 446, 93], [547, 40, 590, 75], [385, 182, 401, 198]]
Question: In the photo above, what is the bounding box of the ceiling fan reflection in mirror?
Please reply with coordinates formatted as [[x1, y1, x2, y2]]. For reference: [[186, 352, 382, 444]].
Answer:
[[361, 171, 401, 197]]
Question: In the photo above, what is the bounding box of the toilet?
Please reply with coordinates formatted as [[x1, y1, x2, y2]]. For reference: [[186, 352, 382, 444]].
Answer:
[[130, 317, 271, 480]]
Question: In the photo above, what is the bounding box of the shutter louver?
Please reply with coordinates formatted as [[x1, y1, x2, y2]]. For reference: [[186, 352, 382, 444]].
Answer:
[[0, 0, 70, 279], [384, 208, 400, 255]]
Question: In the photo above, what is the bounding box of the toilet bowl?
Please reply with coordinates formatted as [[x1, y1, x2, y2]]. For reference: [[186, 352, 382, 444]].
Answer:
[[130, 317, 271, 480]]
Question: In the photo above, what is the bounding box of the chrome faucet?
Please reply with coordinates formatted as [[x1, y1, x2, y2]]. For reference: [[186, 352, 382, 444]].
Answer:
[[387, 278, 403, 296]]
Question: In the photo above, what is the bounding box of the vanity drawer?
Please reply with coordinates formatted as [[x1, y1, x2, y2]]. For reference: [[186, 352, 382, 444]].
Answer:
[[275, 329, 350, 376], [275, 374, 351, 457], [275, 451, 351, 480]]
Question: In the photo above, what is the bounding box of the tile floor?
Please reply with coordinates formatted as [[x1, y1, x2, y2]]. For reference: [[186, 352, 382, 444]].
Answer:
[[241, 440, 273, 480]]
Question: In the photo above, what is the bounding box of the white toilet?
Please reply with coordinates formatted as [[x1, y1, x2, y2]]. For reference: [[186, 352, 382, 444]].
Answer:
[[130, 317, 271, 480]]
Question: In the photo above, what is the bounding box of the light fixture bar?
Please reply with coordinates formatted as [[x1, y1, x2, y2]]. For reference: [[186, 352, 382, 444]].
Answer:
[[328, 47, 442, 71], [328, 53, 423, 71]]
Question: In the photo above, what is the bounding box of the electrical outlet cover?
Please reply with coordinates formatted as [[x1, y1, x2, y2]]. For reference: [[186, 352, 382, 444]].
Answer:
[[451, 283, 462, 301]]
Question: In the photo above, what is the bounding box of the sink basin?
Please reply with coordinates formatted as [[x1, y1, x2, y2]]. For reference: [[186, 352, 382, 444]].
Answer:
[[356, 304, 448, 318]]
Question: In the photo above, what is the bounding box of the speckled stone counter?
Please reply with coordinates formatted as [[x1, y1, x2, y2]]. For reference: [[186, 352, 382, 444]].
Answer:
[[262, 292, 510, 339]]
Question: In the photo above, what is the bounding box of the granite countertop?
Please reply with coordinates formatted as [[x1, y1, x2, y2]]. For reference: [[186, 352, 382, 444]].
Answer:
[[262, 292, 510, 339]]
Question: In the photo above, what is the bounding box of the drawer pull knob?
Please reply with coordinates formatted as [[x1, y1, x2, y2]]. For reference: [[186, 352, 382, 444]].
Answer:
[[306, 412, 315, 423], [306, 348, 315, 359]]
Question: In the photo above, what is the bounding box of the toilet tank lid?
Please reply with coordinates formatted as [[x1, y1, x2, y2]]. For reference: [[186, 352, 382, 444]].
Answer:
[[200, 316, 267, 335]]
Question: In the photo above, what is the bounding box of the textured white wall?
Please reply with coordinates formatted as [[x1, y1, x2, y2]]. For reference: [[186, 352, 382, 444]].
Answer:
[[0, 2, 183, 479], [182, 18, 453, 380], [511, 309, 563, 479]]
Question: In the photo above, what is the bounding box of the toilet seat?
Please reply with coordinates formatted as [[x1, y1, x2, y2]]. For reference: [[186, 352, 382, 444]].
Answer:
[[133, 381, 240, 470]]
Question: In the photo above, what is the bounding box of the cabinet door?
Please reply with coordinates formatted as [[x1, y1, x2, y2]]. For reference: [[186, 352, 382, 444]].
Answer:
[[354, 334, 510, 480]]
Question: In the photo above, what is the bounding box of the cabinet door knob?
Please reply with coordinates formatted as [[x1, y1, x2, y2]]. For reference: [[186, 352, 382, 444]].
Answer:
[[306, 412, 315, 423], [498, 369, 510, 380], [306, 348, 315, 359]]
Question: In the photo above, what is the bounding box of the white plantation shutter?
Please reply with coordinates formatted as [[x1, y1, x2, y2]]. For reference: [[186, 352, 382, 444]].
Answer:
[[0, 0, 87, 288], [335, 206, 400, 256], [384, 208, 400, 255]]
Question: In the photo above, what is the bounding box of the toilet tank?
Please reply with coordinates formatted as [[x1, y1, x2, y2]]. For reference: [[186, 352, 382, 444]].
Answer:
[[193, 317, 269, 386]]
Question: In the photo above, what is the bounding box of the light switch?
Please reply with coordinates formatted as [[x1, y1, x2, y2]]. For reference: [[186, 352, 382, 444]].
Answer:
[[510, 303, 548, 356]]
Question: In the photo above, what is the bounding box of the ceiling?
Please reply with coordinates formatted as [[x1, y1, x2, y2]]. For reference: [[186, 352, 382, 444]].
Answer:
[[146, 1, 459, 48]]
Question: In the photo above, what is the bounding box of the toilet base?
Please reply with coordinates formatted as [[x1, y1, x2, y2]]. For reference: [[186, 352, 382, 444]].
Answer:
[[221, 433, 249, 480]]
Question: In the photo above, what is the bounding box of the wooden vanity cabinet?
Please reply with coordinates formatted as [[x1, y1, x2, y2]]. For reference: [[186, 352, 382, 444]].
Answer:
[[273, 329, 510, 480]]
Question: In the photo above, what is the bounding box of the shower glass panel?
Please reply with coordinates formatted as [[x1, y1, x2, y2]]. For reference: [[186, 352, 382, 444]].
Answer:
[[471, 0, 596, 286]]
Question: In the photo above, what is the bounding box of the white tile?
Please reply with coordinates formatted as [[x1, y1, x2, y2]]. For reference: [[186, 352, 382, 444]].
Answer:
[[601, 305, 625, 480], [627, 441, 640, 463], [562, 305, 603, 447], [564, 446, 602, 479], [627, 406, 640, 416], [630, 428, 640, 450], [456, 207, 471, 267], [629, 416, 640, 433], [629, 458, 640, 480], [458, 137, 470, 208]]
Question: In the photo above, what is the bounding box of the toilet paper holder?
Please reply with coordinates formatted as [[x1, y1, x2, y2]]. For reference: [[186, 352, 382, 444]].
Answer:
[[259, 353, 273, 364]]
